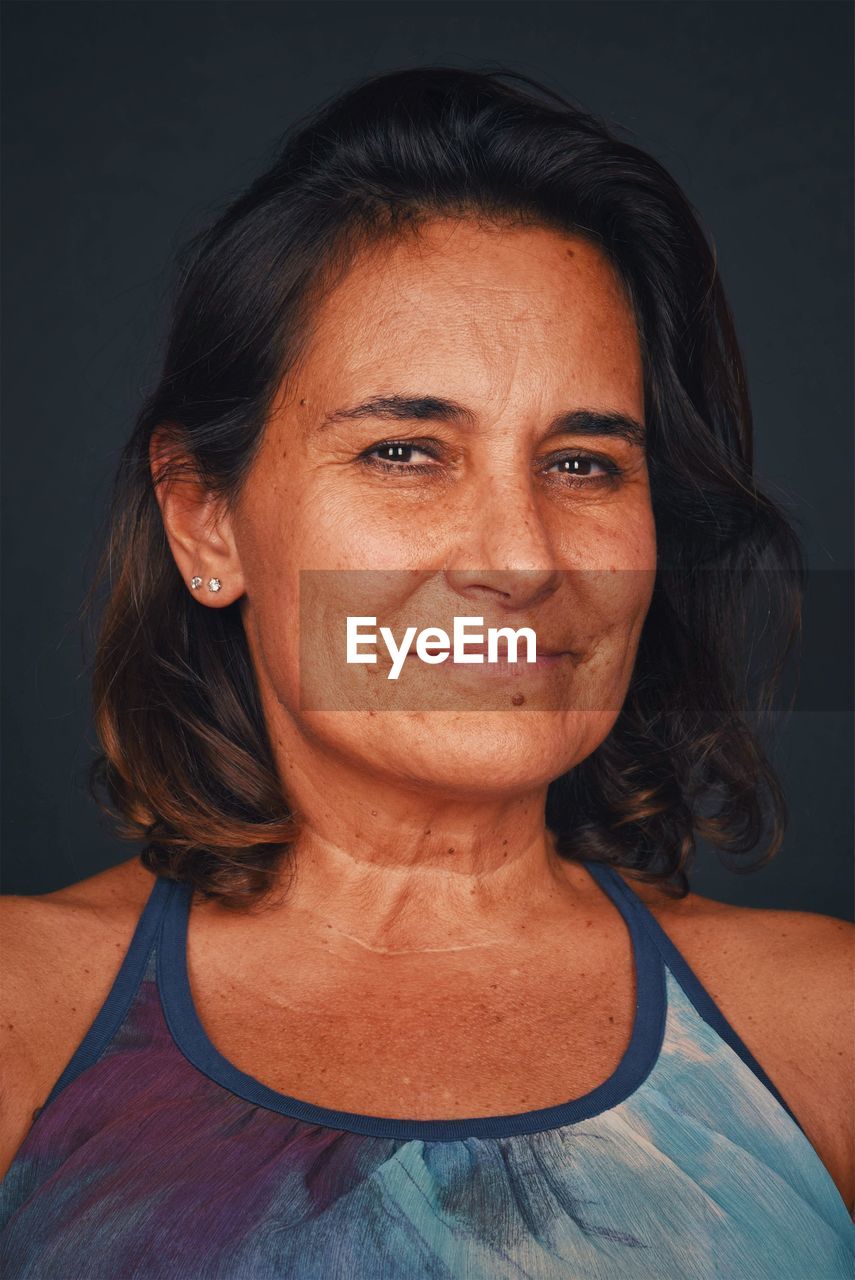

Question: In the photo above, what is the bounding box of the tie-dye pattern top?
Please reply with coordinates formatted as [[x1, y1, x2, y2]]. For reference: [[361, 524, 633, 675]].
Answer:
[[1, 860, 853, 1279]]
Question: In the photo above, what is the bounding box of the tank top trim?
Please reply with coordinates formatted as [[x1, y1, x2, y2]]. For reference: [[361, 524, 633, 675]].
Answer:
[[156, 859, 668, 1142], [39, 872, 173, 1113], [602, 863, 807, 1137]]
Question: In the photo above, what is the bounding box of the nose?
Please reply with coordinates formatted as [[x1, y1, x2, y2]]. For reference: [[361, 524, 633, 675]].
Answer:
[[444, 476, 562, 612]]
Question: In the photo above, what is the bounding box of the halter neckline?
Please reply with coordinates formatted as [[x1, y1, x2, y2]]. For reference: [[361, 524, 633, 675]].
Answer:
[[156, 859, 667, 1141]]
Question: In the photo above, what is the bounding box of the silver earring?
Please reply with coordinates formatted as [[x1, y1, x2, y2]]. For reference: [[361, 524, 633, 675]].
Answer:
[[208, 578, 222, 593], [190, 577, 202, 590]]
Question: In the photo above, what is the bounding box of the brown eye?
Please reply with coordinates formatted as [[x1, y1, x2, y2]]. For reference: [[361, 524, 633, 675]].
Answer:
[[553, 457, 604, 474], [371, 443, 432, 465], [359, 438, 443, 475], [543, 453, 621, 486]]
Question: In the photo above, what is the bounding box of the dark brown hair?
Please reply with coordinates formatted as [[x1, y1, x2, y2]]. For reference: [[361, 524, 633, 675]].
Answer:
[[86, 65, 805, 908]]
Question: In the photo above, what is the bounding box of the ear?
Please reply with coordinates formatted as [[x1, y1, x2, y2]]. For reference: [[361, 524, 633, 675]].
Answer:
[[149, 427, 245, 606]]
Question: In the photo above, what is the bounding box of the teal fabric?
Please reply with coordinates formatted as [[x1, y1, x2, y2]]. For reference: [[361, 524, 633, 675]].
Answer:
[[1, 861, 853, 1279]]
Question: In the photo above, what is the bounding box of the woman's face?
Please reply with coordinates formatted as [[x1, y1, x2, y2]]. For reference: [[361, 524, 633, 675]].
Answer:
[[229, 217, 656, 797]]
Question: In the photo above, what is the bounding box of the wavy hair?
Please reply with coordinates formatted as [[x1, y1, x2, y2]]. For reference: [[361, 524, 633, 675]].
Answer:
[[85, 65, 805, 907]]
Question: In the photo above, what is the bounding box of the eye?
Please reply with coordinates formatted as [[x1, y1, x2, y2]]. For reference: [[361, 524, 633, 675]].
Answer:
[[542, 452, 622, 487], [359, 439, 443, 475]]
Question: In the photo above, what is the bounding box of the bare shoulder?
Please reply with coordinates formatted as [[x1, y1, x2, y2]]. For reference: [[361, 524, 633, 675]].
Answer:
[[0, 857, 157, 1179], [1, 856, 157, 976], [615, 868, 855, 1214]]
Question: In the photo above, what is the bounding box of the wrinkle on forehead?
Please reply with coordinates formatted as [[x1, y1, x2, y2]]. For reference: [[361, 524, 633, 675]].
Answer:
[[276, 217, 643, 436]]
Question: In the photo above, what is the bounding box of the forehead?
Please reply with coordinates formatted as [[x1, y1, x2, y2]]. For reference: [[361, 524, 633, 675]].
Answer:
[[295, 218, 643, 411]]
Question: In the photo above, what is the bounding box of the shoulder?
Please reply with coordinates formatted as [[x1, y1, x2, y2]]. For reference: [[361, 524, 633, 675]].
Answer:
[[613, 865, 853, 994], [2, 853, 157, 912], [631, 876, 853, 1050], [0, 857, 158, 1179], [1, 857, 157, 984], [617, 869, 855, 1215]]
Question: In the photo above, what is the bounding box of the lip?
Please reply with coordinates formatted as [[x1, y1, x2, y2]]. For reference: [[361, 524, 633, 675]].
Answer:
[[404, 649, 571, 678]]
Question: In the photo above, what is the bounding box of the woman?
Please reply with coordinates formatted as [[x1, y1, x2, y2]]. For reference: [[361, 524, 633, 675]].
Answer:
[[1, 65, 852, 1278]]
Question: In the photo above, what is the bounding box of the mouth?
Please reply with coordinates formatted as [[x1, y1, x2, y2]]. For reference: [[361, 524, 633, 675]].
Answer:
[[406, 645, 572, 678]]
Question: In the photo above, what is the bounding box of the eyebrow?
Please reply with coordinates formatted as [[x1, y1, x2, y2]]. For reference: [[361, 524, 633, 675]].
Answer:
[[316, 395, 646, 447]]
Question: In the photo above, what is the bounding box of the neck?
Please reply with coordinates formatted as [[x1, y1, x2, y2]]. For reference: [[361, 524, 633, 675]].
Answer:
[[264, 732, 585, 955]]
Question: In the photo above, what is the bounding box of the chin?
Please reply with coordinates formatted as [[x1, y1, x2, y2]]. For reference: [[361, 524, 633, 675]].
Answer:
[[357, 712, 589, 794]]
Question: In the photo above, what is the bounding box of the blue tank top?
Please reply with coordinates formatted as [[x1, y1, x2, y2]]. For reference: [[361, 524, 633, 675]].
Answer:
[[1, 861, 852, 1278]]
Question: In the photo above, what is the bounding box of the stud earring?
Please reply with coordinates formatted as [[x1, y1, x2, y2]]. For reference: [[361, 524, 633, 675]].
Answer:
[[208, 578, 222, 593], [190, 577, 202, 590]]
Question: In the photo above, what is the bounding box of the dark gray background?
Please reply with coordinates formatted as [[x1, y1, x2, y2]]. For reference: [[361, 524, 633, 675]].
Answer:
[[2, 1, 852, 914]]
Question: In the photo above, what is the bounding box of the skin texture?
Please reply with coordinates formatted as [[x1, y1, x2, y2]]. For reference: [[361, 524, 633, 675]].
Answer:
[[154, 216, 656, 954]]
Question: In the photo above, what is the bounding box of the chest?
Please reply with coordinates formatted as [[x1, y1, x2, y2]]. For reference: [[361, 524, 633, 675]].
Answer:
[[187, 943, 636, 1120]]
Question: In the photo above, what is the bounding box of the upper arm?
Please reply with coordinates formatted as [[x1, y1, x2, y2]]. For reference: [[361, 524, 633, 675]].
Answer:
[[650, 894, 855, 1216], [722, 907, 855, 1217], [0, 895, 62, 1178], [775, 911, 855, 1215], [0, 862, 155, 1181]]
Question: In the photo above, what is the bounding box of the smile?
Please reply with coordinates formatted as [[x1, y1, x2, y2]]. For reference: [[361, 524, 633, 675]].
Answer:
[[411, 648, 571, 680]]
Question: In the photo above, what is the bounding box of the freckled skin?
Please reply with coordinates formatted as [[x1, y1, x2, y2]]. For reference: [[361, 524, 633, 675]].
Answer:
[[156, 217, 656, 952]]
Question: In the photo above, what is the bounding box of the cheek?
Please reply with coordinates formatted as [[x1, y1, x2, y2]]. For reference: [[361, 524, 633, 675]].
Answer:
[[571, 580, 649, 668], [554, 487, 657, 574], [622, 497, 658, 571], [557, 488, 656, 696], [235, 470, 421, 714], [292, 480, 431, 570], [566, 563, 655, 729]]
